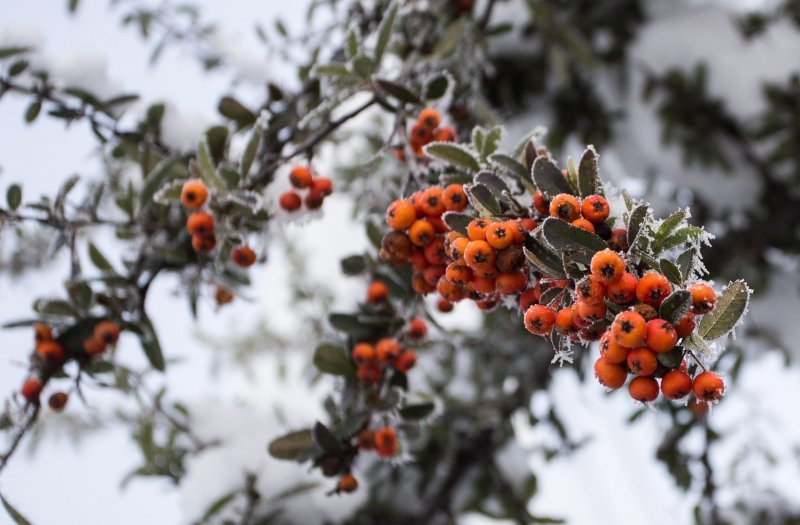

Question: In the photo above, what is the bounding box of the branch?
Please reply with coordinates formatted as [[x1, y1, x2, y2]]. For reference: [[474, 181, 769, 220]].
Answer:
[[0, 404, 41, 475]]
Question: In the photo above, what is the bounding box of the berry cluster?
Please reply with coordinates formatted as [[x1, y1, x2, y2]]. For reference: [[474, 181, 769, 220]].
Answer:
[[21, 320, 120, 409], [408, 108, 456, 156], [279, 166, 334, 212], [181, 179, 258, 267]]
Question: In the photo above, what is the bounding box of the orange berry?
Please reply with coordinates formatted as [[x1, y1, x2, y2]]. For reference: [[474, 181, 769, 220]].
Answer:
[[357, 362, 383, 385], [437, 276, 465, 302], [449, 236, 469, 260], [606, 272, 638, 305], [93, 321, 120, 346], [186, 211, 215, 236], [693, 371, 724, 403], [289, 166, 313, 189], [646, 319, 678, 353], [305, 188, 325, 209], [382, 231, 412, 259], [519, 288, 540, 311], [338, 473, 358, 493], [20, 377, 43, 403], [611, 311, 647, 347], [214, 286, 234, 306], [571, 218, 595, 233], [573, 299, 607, 325], [34, 323, 52, 343], [485, 221, 513, 250], [357, 430, 375, 450], [463, 240, 496, 272], [418, 107, 442, 129], [590, 249, 626, 284], [48, 392, 68, 412], [628, 376, 659, 403], [420, 187, 445, 216], [627, 347, 658, 376], [411, 122, 433, 145], [408, 219, 436, 246], [351, 343, 376, 364], [231, 245, 256, 268], [496, 244, 525, 273], [661, 370, 693, 400], [445, 262, 472, 285], [467, 218, 490, 241], [579, 326, 604, 342], [524, 304, 556, 335], [594, 357, 627, 390], [608, 229, 629, 252], [407, 317, 428, 339], [395, 350, 417, 373], [519, 217, 538, 232], [375, 339, 401, 363], [386, 200, 416, 231], [374, 427, 398, 457], [180, 180, 209, 209], [279, 191, 302, 211], [469, 276, 496, 295], [367, 281, 390, 304], [689, 283, 716, 314], [83, 337, 105, 356], [631, 303, 658, 322], [549, 194, 581, 222], [437, 298, 454, 312], [533, 190, 550, 215], [192, 233, 217, 253], [434, 126, 456, 142], [554, 307, 575, 334], [575, 275, 607, 305], [508, 220, 526, 245], [636, 273, 671, 308], [311, 177, 333, 196], [423, 265, 446, 286], [442, 184, 468, 212], [580, 195, 610, 224], [36, 340, 65, 363], [599, 331, 630, 364], [674, 312, 696, 338], [495, 271, 528, 295]]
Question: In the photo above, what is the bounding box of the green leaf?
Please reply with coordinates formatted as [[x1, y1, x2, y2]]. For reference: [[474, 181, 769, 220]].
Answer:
[[0, 47, 31, 59], [313, 344, 355, 378], [541, 217, 608, 265], [464, 183, 501, 216], [479, 126, 503, 161], [199, 491, 238, 524], [340, 255, 366, 275], [88, 242, 115, 273], [351, 54, 374, 78], [435, 18, 467, 58], [662, 227, 705, 251], [471, 127, 485, 153], [474, 172, 510, 200], [399, 402, 434, 420], [656, 346, 684, 369], [626, 203, 649, 249], [524, 234, 567, 278], [656, 209, 687, 239], [366, 221, 383, 249], [490, 153, 533, 193], [24, 101, 41, 123], [205, 126, 229, 165], [374, 78, 420, 104], [268, 429, 314, 460], [423, 143, 480, 172], [196, 140, 225, 190], [1, 495, 32, 525], [138, 313, 165, 371], [374, 3, 398, 65], [659, 290, 691, 324], [660, 258, 683, 286], [315, 63, 351, 77], [152, 180, 184, 205], [424, 75, 448, 100], [577, 146, 598, 197], [699, 281, 750, 341], [240, 125, 262, 178], [442, 212, 471, 236], [347, 30, 358, 60], [8, 60, 28, 76], [103, 93, 139, 108], [532, 157, 572, 197], [68, 0, 80, 13], [140, 154, 180, 207], [683, 333, 711, 356], [33, 299, 78, 317], [217, 96, 255, 124], [312, 421, 342, 454], [6, 184, 22, 211], [676, 247, 696, 281]]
